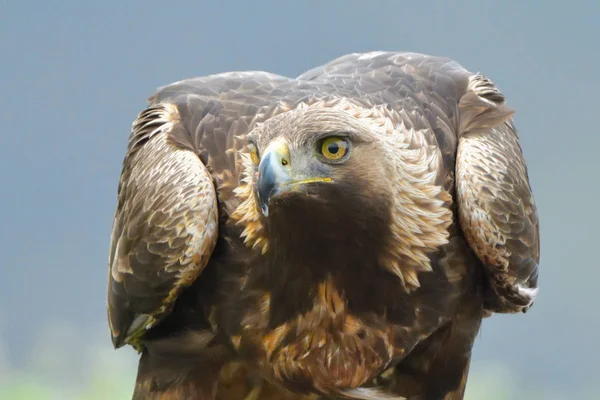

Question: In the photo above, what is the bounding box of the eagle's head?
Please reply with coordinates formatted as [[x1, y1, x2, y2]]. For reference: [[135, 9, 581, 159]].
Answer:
[[233, 101, 452, 288], [250, 106, 392, 250]]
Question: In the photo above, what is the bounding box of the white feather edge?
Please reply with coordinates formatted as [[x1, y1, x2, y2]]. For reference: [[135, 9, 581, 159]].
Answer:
[[341, 387, 407, 400], [517, 285, 539, 304]]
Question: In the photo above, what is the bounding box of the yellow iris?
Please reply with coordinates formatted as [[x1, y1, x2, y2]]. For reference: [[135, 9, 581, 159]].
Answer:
[[320, 137, 349, 160]]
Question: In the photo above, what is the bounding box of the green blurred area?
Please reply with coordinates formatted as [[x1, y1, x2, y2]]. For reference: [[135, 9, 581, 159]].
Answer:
[[2, 369, 599, 400], [1, 331, 597, 400]]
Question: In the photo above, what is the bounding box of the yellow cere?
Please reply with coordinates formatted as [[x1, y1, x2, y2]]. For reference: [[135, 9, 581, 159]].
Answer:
[[285, 177, 333, 192], [248, 143, 260, 164], [320, 137, 349, 160], [294, 177, 333, 185]]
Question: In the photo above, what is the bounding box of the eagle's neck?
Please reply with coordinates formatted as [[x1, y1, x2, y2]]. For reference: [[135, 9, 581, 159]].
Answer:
[[251, 200, 389, 326], [238, 223, 396, 393], [229, 195, 425, 393]]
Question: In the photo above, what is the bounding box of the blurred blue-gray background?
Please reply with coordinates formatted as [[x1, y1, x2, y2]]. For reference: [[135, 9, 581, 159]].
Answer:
[[2, 1, 598, 399]]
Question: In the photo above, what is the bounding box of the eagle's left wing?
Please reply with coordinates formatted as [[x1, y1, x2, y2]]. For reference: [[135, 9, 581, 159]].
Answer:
[[455, 74, 540, 314]]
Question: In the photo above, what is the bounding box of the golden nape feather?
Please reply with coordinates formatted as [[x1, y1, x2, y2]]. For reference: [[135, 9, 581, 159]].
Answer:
[[107, 51, 539, 400]]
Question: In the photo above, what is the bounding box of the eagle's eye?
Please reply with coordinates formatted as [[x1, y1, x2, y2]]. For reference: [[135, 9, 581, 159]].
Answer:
[[318, 136, 349, 161], [248, 143, 260, 164]]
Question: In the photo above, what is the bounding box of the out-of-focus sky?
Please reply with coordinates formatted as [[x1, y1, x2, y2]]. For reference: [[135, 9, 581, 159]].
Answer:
[[1, 1, 598, 399]]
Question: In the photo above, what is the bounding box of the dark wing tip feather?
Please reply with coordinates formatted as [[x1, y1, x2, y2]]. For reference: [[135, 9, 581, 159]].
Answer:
[[468, 74, 506, 104]]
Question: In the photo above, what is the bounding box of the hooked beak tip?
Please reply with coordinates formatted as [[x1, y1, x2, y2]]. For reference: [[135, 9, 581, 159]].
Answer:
[[256, 146, 290, 215]]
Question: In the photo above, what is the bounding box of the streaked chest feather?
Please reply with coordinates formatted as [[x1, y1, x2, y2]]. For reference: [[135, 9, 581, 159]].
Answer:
[[235, 276, 395, 391]]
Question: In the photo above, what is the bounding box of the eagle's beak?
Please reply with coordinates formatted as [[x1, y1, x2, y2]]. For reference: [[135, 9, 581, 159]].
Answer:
[[256, 140, 333, 217], [257, 140, 292, 216]]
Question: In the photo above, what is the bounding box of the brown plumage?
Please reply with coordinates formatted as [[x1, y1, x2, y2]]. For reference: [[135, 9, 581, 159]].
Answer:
[[107, 52, 540, 400]]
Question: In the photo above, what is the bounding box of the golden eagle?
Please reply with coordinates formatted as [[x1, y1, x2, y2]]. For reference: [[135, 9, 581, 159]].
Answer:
[[107, 52, 540, 400]]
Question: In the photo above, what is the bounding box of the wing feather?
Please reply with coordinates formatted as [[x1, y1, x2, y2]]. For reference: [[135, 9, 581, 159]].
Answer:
[[456, 75, 540, 313], [108, 104, 219, 348]]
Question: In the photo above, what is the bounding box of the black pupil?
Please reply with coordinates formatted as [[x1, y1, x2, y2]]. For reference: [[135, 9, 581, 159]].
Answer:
[[327, 142, 340, 154]]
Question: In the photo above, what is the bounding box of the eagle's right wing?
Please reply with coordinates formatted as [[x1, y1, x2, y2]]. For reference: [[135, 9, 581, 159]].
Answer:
[[107, 103, 220, 349]]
